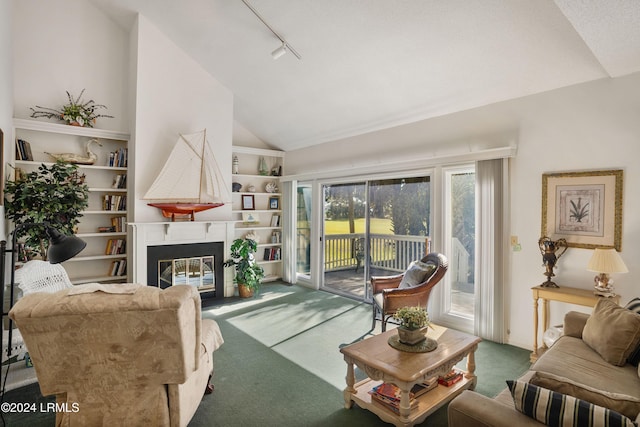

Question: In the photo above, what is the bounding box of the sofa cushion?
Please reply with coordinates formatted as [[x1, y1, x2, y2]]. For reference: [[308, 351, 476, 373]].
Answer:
[[624, 297, 640, 365], [530, 371, 640, 420], [398, 260, 436, 288], [506, 380, 636, 427], [532, 335, 640, 418], [582, 298, 640, 366]]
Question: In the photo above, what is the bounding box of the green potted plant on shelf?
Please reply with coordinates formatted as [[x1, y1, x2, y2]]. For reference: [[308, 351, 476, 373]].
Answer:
[[393, 306, 432, 345], [29, 89, 113, 128], [4, 161, 89, 260], [223, 238, 265, 298]]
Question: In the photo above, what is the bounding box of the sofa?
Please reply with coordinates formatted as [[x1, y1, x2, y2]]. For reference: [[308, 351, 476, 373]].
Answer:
[[9, 283, 224, 427], [448, 298, 640, 427]]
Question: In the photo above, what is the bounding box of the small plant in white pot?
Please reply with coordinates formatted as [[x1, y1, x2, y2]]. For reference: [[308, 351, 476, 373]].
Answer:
[[223, 238, 265, 298]]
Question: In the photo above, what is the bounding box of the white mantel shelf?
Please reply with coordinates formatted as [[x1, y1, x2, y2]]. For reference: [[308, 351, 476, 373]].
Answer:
[[129, 221, 236, 297]]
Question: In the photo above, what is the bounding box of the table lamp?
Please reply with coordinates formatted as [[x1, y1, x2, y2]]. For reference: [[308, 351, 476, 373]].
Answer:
[[587, 248, 628, 297]]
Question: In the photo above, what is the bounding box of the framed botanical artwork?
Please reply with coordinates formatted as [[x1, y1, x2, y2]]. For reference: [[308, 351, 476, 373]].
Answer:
[[242, 194, 255, 210], [541, 169, 623, 251], [269, 196, 279, 210]]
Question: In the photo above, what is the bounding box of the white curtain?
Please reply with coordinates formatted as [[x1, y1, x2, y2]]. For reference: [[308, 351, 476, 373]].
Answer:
[[281, 180, 295, 283], [474, 158, 509, 342]]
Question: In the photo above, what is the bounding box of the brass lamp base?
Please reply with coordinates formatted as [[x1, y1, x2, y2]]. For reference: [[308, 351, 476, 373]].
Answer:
[[540, 278, 559, 288]]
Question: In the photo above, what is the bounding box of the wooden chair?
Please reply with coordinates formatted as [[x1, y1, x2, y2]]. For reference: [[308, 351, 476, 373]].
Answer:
[[371, 252, 448, 332]]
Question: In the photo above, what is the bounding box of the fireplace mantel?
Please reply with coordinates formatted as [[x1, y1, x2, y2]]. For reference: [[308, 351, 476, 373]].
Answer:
[[129, 221, 235, 297]]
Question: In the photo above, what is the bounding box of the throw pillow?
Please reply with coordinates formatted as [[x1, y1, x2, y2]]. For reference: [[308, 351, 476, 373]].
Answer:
[[529, 371, 640, 420], [506, 380, 636, 427], [582, 298, 640, 366], [624, 298, 640, 365], [398, 260, 436, 288]]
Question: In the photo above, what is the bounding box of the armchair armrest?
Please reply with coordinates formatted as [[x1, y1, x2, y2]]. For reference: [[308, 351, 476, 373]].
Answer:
[[371, 274, 404, 293], [448, 391, 542, 427], [563, 311, 590, 338]]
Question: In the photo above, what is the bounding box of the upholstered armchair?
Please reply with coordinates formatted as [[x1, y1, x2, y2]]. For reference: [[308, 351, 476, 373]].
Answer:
[[9, 283, 223, 427], [371, 252, 448, 331]]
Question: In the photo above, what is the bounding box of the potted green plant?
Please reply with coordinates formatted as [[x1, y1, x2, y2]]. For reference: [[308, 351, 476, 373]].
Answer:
[[29, 89, 113, 128], [223, 238, 265, 298], [393, 306, 432, 345], [4, 161, 89, 260]]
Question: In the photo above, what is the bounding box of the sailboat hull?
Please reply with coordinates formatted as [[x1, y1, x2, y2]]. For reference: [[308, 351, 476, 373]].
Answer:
[[148, 203, 224, 221]]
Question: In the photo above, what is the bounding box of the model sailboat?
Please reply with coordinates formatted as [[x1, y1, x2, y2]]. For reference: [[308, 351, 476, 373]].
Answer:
[[144, 129, 230, 221]]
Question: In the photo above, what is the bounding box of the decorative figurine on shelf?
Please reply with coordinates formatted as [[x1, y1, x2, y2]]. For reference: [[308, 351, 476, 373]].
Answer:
[[258, 156, 268, 176], [233, 155, 239, 174], [538, 236, 568, 287], [265, 181, 278, 193], [232, 182, 242, 192]]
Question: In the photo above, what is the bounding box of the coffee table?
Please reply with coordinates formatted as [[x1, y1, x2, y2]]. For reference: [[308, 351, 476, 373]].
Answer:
[[340, 324, 481, 427]]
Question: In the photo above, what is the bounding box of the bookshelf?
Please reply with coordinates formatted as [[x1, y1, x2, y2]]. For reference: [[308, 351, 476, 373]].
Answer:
[[231, 146, 285, 282], [12, 118, 130, 284]]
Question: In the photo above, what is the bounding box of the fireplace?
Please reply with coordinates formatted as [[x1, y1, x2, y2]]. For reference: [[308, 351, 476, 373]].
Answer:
[[147, 242, 224, 302], [129, 221, 235, 299]]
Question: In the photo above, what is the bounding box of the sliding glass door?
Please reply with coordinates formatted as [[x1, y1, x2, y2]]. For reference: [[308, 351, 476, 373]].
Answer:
[[322, 176, 430, 301]]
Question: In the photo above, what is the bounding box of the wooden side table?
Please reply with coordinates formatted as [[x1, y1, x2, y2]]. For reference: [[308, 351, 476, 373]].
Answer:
[[531, 285, 620, 362]]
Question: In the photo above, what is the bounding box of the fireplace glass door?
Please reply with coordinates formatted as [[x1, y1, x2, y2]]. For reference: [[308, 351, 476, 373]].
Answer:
[[158, 256, 215, 291]]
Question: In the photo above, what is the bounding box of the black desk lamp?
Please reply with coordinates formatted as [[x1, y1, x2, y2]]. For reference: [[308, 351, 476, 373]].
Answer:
[[0, 223, 86, 367]]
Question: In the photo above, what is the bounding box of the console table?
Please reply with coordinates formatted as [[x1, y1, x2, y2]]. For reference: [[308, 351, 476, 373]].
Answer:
[[531, 285, 620, 362]]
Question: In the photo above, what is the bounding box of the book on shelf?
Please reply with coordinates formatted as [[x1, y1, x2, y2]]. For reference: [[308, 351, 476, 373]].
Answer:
[[438, 369, 464, 387], [105, 239, 126, 255], [15, 138, 34, 161], [270, 214, 280, 227], [262, 247, 281, 261], [109, 259, 127, 277], [107, 147, 128, 168], [112, 174, 127, 189], [103, 194, 126, 211]]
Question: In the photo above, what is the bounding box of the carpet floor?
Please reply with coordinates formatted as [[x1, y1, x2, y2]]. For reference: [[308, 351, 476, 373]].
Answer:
[[0, 283, 531, 426]]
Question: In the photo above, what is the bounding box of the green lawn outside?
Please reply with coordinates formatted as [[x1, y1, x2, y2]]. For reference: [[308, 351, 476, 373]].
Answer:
[[324, 218, 395, 267], [324, 218, 393, 235]]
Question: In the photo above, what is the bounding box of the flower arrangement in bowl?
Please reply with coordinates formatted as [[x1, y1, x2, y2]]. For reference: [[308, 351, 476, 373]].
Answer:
[[393, 306, 432, 345], [30, 89, 113, 128]]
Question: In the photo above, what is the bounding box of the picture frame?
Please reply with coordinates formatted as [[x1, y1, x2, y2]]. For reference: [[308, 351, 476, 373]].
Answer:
[[242, 194, 255, 210], [269, 196, 279, 210], [541, 169, 623, 251]]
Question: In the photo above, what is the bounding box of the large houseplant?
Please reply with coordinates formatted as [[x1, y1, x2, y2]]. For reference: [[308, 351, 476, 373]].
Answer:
[[224, 238, 265, 298], [4, 161, 89, 260]]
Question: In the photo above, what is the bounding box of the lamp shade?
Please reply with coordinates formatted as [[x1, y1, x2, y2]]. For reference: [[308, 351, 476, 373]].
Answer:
[[45, 227, 86, 264], [587, 248, 628, 274]]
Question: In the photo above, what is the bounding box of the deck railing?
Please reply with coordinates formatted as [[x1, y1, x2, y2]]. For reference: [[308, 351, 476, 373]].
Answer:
[[324, 233, 431, 273]]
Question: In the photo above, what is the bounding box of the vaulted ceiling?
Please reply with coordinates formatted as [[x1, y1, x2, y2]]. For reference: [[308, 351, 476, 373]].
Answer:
[[90, 0, 640, 152]]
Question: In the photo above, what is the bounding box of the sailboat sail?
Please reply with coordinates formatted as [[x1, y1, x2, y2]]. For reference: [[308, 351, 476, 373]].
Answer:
[[144, 129, 230, 219]]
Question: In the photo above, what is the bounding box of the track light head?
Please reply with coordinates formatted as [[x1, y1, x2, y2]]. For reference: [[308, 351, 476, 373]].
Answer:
[[271, 44, 288, 60]]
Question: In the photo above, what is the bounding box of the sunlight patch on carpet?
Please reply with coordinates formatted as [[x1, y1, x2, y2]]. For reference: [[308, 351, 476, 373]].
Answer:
[[224, 290, 362, 347]]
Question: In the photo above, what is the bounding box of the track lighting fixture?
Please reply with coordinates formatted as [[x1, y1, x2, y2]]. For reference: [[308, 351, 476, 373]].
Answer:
[[271, 43, 288, 60], [242, 0, 301, 60]]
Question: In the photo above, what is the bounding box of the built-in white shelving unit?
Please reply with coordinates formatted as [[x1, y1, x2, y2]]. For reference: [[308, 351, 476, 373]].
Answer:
[[231, 146, 285, 282], [12, 118, 130, 284]]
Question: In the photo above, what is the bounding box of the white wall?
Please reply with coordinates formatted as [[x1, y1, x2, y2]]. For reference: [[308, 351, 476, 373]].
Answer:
[[12, 0, 129, 131], [0, 0, 12, 241], [131, 15, 233, 222], [287, 72, 640, 350]]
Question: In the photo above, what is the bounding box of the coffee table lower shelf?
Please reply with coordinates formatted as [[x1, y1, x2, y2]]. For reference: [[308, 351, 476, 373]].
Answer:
[[348, 376, 475, 427]]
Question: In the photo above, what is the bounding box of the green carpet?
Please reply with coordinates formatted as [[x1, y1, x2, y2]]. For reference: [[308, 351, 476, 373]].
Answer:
[[0, 283, 531, 426]]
